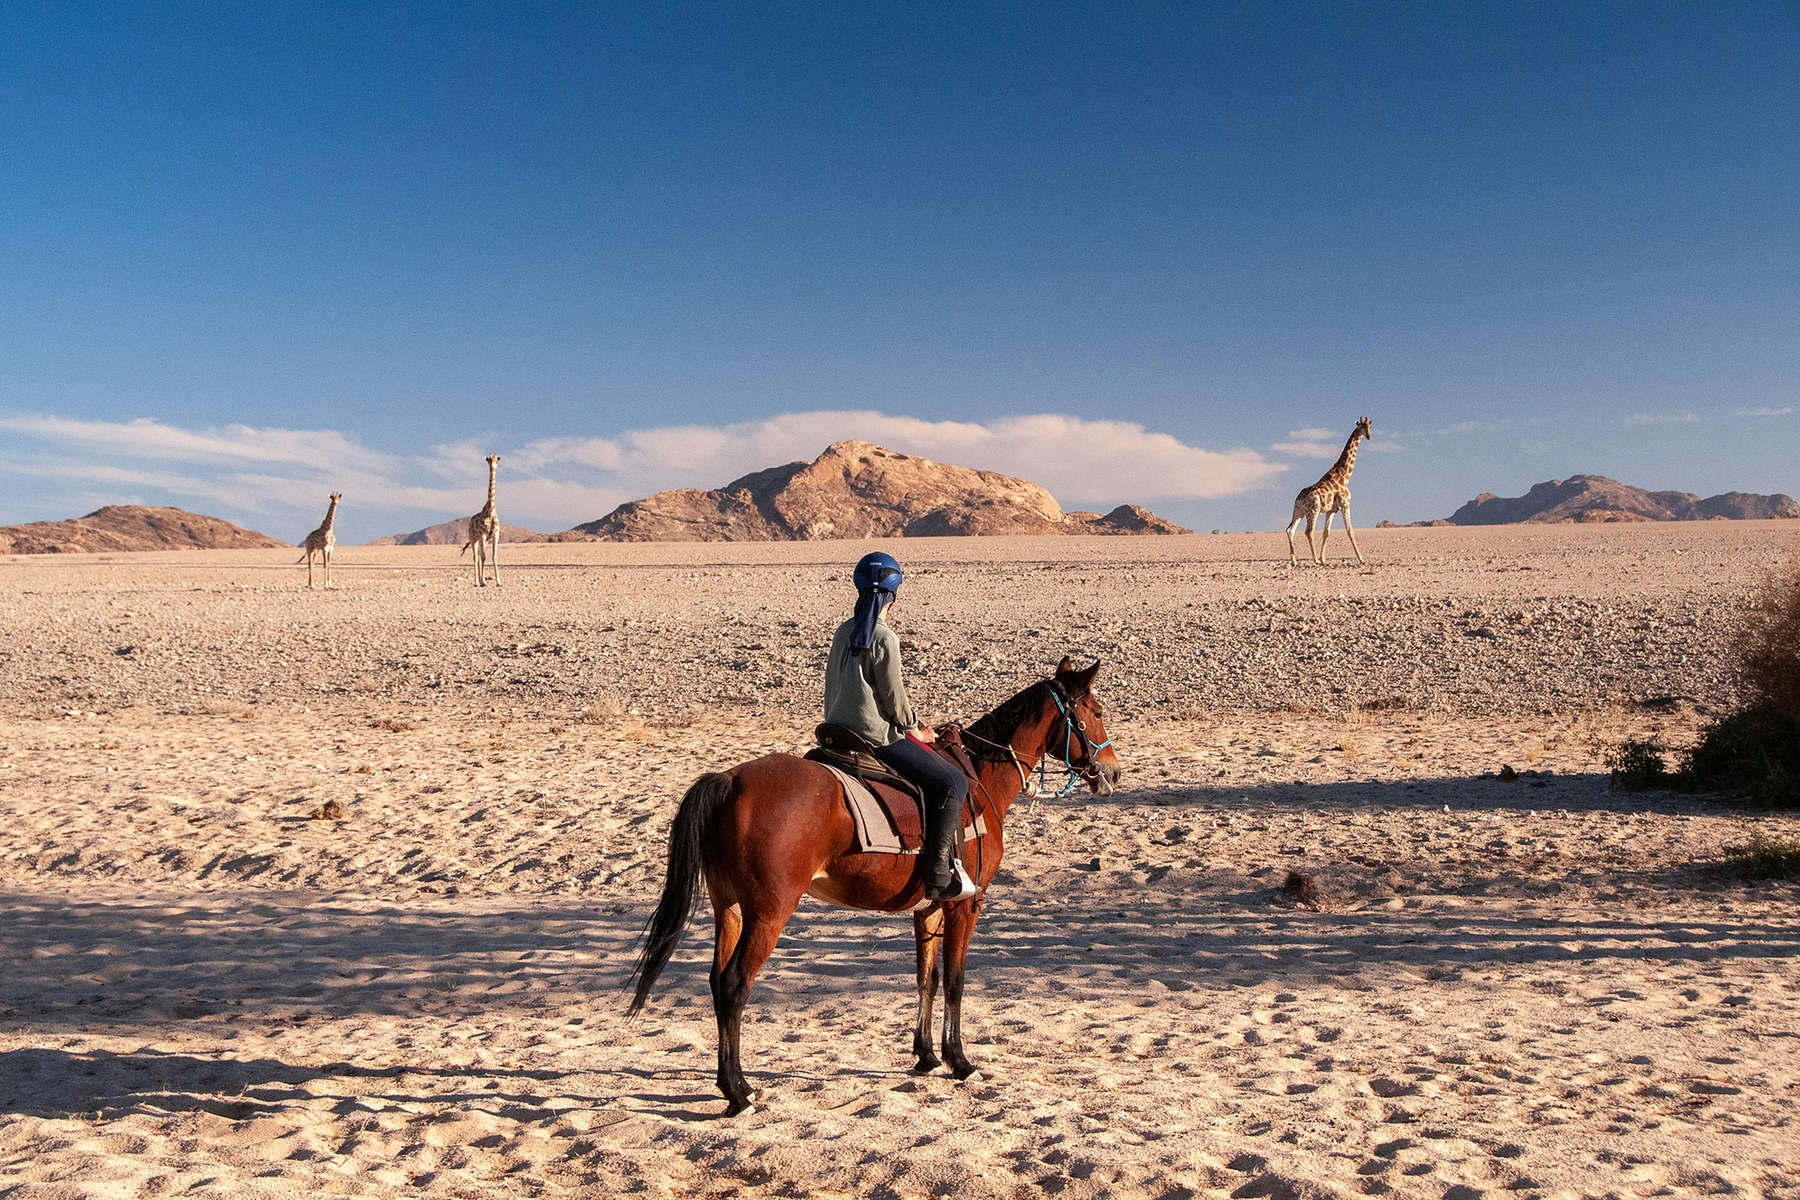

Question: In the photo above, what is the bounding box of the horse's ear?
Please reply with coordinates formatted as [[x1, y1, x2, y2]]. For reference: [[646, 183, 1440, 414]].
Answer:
[[1056, 655, 1074, 674], [1073, 659, 1100, 689]]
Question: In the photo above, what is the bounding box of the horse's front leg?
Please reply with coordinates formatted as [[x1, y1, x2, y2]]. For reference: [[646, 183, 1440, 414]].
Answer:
[[911, 908, 945, 1073], [940, 896, 984, 1080]]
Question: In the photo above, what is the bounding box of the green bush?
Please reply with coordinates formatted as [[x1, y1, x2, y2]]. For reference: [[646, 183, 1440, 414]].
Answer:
[[1607, 738, 1672, 792], [1684, 706, 1800, 809]]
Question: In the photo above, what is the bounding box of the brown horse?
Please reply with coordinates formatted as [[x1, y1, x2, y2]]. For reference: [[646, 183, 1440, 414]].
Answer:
[[627, 657, 1122, 1115]]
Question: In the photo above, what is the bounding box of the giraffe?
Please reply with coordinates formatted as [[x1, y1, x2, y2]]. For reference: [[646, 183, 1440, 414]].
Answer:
[[1286, 417, 1372, 566], [297, 492, 341, 589], [461, 454, 501, 586]]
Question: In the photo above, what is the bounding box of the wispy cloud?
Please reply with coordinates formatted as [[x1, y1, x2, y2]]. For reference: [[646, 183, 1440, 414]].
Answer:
[[0, 414, 393, 474], [1433, 419, 1508, 436], [1733, 406, 1793, 418], [0, 409, 1283, 533], [1271, 427, 1341, 458], [1627, 410, 1700, 426]]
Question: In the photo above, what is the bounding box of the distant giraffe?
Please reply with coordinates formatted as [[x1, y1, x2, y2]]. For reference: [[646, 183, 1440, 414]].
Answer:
[[1286, 417, 1371, 566], [461, 455, 501, 586], [297, 492, 341, 589]]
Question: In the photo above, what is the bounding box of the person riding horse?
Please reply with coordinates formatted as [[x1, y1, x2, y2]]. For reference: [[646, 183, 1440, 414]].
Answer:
[[824, 552, 980, 902]]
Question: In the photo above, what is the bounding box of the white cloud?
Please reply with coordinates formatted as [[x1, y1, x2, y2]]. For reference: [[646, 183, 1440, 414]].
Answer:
[[1433, 419, 1508, 436], [1627, 411, 1700, 426], [1272, 439, 1337, 458], [508, 410, 1284, 507], [0, 414, 393, 474], [1733, 406, 1793, 418], [0, 409, 1283, 532], [1270, 422, 1409, 459]]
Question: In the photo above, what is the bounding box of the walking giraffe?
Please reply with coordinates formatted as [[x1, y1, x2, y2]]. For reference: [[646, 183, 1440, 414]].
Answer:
[[1286, 417, 1372, 566], [461, 455, 501, 586], [297, 492, 341, 589]]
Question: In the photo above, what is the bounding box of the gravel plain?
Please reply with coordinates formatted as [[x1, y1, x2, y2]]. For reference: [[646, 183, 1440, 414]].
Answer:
[[1, 521, 1797, 1200]]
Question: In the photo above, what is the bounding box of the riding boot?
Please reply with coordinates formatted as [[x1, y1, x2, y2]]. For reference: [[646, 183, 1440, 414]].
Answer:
[[923, 803, 979, 901]]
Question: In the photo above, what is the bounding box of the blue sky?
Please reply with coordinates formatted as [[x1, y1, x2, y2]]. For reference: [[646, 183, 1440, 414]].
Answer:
[[2, 2, 1796, 541]]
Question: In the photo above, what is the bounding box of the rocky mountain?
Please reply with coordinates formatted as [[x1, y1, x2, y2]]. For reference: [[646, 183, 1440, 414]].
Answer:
[[365, 517, 549, 547], [1441, 476, 1800, 525], [0, 506, 288, 554], [567, 441, 1189, 541], [1065, 505, 1191, 535]]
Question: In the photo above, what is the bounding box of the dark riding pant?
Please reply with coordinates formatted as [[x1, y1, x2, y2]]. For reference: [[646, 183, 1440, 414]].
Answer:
[[873, 736, 968, 847]]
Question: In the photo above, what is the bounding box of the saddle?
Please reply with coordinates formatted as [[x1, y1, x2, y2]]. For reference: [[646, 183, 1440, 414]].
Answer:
[[805, 724, 985, 855]]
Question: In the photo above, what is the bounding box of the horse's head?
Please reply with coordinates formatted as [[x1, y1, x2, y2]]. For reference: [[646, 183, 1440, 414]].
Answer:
[[1049, 656, 1122, 796]]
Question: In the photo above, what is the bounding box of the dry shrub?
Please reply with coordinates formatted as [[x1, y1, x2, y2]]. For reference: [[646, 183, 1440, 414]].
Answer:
[[576, 695, 628, 724], [1279, 870, 1325, 907], [1607, 739, 1672, 792], [1723, 827, 1800, 881], [1685, 707, 1800, 808], [371, 717, 419, 733], [1683, 563, 1800, 808], [1738, 562, 1800, 723]]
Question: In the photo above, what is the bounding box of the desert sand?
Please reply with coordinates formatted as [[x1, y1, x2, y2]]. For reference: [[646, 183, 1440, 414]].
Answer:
[[2, 522, 1797, 1200]]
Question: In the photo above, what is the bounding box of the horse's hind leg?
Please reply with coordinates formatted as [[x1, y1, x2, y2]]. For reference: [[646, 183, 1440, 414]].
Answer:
[[911, 908, 945, 1073], [939, 897, 985, 1080], [710, 905, 792, 1115], [710, 894, 744, 979]]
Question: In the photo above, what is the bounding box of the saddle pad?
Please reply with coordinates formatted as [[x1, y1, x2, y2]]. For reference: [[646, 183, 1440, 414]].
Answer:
[[819, 764, 990, 857], [822, 763, 904, 854]]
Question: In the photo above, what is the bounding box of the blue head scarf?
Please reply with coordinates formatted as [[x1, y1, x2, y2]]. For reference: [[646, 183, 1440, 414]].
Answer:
[[849, 552, 904, 653]]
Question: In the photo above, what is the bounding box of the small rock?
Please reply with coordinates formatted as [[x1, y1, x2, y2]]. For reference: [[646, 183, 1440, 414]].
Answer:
[[310, 799, 345, 821], [1497, 764, 1518, 782]]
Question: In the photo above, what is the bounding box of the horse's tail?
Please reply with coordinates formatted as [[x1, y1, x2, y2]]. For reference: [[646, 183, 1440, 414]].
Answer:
[[626, 770, 733, 1016]]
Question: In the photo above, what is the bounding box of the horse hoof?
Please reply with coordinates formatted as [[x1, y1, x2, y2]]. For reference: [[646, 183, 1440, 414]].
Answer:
[[913, 1059, 942, 1075], [951, 1064, 980, 1081], [723, 1098, 754, 1117]]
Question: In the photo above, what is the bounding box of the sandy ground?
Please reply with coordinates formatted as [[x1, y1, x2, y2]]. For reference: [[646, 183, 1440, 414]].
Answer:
[[2, 522, 1797, 1200]]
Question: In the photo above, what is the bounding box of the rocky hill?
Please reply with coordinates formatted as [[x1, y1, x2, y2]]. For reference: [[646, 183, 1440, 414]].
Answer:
[[0, 506, 288, 554], [1441, 476, 1799, 525], [365, 518, 549, 547], [565, 441, 1189, 541]]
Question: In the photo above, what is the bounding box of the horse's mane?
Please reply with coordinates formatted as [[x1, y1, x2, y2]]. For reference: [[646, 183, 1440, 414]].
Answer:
[[964, 680, 1052, 757]]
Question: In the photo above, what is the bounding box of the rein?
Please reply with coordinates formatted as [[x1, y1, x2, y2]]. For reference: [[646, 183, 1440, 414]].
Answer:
[[955, 724, 1031, 797], [956, 678, 1110, 804]]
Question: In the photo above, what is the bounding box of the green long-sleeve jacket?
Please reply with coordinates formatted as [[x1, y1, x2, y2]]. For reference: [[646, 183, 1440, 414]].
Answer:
[[823, 618, 919, 746]]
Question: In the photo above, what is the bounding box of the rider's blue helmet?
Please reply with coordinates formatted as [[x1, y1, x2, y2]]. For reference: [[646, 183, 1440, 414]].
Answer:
[[848, 552, 903, 653], [853, 551, 903, 595]]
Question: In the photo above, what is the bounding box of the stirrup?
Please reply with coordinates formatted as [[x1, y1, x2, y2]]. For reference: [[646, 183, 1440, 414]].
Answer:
[[930, 859, 980, 902]]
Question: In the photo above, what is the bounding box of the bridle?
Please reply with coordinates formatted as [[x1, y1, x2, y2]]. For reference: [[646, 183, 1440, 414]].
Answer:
[[1041, 677, 1112, 797], [946, 676, 1114, 895], [961, 677, 1112, 802]]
